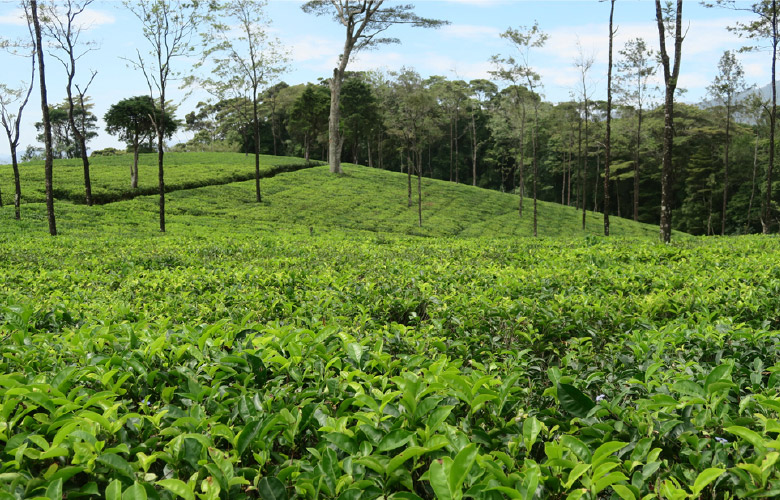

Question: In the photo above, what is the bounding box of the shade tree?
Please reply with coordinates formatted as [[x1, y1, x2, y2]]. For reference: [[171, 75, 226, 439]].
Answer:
[[104, 95, 178, 188], [301, 0, 447, 175]]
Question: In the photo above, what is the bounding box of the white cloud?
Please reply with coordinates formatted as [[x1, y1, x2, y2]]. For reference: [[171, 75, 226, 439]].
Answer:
[[0, 7, 114, 28], [441, 24, 501, 40], [0, 8, 26, 26], [288, 34, 341, 65]]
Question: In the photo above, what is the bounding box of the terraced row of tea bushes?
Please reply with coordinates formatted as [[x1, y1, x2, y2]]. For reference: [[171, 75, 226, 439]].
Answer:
[[0, 153, 321, 205], [1, 234, 780, 499]]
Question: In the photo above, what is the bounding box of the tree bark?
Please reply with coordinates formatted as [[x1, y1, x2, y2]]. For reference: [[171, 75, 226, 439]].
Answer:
[[418, 151, 422, 227], [634, 106, 642, 222], [604, 0, 615, 236], [655, 0, 683, 244], [407, 149, 412, 207], [748, 127, 759, 229], [253, 87, 262, 203], [328, 49, 350, 174], [32, 0, 57, 236], [11, 144, 21, 220], [132, 134, 139, 189], [765, 0, 777, 234], [532, 100, 539, 237], [157, 83, 166, 233], [582, 102, 589, 230], [722, 99, 731, 235], [66, 75, 92, 206], [518, 101, 526, 217], [471, 108, 477, 186]]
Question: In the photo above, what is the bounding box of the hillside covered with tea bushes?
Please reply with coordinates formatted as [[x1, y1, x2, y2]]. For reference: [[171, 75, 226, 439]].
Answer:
[[0, 154, 778, 499]]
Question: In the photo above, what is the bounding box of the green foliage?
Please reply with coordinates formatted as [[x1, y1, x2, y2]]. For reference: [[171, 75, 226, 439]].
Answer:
[[1, 153, 778, 498], [104, 96, 178, 150], [0, 152, 316, 205]]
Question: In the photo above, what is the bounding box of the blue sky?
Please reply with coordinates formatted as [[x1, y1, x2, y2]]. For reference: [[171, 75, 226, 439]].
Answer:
[[0, 0, 766, 160]]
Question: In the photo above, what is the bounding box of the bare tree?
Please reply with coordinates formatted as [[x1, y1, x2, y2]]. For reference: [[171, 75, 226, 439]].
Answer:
[[499, 25, 546, 237], [27, 0, 57, 235], [198, 0, 287, 203], [0, 11, 36, 220], [42, 0, 97, 206], [604, 0, 616, 236], [655, 0, 684, 243], [301, 0, 446, 174], [707, 50, 747, 235], [125, 0, 202, 232], [574, 42, 595, 231], [615, 38, 656, 222]]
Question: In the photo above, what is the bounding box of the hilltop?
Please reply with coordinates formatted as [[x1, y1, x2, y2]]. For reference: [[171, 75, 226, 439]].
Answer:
[[1, 152, 662, 238]]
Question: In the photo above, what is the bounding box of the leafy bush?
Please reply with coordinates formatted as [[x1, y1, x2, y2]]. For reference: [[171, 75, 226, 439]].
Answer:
[[0, 225, 779, 498]]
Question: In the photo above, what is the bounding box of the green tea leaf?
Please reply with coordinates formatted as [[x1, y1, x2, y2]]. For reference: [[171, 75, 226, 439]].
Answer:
[[377, 429, 414, 452], [157, 479, 195, 500], [691, 468, 725, 496], [97, 453, 134, 479], [122, 482, 147, 500], [726, 426, 766, 450], [46, 479, 62, 500], [449, 443, 477, 494], [522, 416, 542, 450], [429, 458, 453, 500], [257, 477, 288, 500], [557, 384, 595, 418]]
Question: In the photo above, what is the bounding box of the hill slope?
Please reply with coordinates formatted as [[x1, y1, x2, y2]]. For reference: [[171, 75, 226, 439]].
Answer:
[[1, 152, 663, 238]]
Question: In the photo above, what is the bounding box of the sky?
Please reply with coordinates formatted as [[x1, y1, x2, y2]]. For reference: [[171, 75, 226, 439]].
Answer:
[[0, 0, 768, 162]]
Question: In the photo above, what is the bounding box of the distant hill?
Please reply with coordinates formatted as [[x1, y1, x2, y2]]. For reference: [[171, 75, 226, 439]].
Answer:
[[698, 80, 779, 122]]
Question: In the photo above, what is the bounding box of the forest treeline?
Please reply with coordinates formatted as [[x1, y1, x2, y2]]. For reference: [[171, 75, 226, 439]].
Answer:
[[91, 69, 766, 237]]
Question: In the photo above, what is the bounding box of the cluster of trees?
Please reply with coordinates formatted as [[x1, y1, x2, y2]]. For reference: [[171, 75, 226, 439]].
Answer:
[[1, 0, 779, 239]]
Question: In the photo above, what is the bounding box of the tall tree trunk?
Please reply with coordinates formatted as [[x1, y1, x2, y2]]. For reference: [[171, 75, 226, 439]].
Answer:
[[748, 128, 759, 229], [518, 102, 526, 217], [532, 101, 539, 237], [132, 135, 139, 189], [157, 75, 166, 232], [455, 104, 460, 184], [449, 116, 453, 181], [407, 149, 412, 208], [655, 0, 683, 244], [328, 50, 349, 174], [11, 144, 21, 220], [582, 104, 589, 230], [577, 116, 582, 211], [471, 109, 477, 186], [722, 100, 731, 235], [67, 85, 92, 205], [604, 0, 615, 236], [765, 0, 777, 234], [594, 149, 599, 212], [418, 151, 422, 227], [32, 0, 56, 236], [253, 92, 262, 202], [634, 106, 642, 221], [157, 117, 165, 232], [561, 152, 566, 204]]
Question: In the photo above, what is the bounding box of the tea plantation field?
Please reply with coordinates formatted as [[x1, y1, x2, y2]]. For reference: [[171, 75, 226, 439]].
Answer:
[[1, 154, 779, 499]]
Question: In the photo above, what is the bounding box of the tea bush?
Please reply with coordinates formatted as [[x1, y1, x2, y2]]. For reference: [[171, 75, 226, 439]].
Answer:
[[0, 156, 774, 499], [1, 230, 779, 499]]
